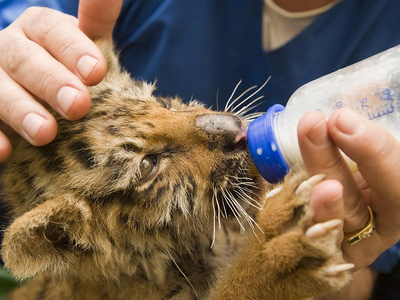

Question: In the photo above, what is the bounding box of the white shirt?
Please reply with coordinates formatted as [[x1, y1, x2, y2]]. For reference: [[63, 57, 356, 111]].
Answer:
[[263, 0, 342, 50]]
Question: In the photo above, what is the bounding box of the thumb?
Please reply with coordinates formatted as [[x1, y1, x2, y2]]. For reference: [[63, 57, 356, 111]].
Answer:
[[78, 0, 124, 40]]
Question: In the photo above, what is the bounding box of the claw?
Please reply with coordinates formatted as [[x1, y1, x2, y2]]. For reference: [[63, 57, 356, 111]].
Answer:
[[326, 263, 355, 276], [295, 174, 326, 195], [306, 219, 342, 238], [265, 186, 283, 200]]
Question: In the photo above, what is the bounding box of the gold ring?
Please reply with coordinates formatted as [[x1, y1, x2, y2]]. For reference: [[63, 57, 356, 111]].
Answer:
[[344, 206, 375, 246]]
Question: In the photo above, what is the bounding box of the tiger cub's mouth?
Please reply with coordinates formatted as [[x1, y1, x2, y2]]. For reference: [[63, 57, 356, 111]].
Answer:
[[224, 121, 248, 154], [209, 120, 265, 242]]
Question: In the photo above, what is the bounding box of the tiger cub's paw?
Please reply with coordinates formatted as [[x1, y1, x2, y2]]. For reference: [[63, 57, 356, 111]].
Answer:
[[259, 169, 352, 297]]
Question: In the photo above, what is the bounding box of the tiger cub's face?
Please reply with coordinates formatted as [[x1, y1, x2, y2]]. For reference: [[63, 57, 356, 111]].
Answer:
[[1, 41, 265, 283]]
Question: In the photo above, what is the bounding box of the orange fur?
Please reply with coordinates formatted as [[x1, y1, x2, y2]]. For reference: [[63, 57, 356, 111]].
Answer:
[[1, 41, 350, 299]]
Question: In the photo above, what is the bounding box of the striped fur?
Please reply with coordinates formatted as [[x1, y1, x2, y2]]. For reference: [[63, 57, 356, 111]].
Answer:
[[1, 41, 350, 300]]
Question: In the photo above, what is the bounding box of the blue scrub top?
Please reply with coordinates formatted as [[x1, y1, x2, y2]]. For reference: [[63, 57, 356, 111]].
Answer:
[[1, 0, 400, 273], [2, 0, 400, 108]]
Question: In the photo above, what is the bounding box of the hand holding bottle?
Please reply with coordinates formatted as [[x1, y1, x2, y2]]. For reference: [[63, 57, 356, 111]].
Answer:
[[298, 108, 400, 271]]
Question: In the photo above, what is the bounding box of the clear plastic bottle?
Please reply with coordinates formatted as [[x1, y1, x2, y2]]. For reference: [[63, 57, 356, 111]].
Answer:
[[247, 44, 400, 184]]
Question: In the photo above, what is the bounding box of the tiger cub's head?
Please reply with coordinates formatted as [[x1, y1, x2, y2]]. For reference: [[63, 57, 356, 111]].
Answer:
[[1, 40, 266, 283]]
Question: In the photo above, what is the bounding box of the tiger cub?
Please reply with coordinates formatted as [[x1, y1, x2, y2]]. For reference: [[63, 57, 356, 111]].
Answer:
[[0, 40, 350, 300]]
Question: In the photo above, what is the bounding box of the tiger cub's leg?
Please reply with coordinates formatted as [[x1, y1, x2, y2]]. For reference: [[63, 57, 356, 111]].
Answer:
[[258, 169, 352, 299], [209, 169, 352, 300]]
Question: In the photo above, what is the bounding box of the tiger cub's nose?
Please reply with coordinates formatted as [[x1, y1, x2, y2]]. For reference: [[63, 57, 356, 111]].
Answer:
[[195, 114, 247, 152]]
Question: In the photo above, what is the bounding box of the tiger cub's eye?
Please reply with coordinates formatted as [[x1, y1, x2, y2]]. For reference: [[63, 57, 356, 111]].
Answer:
[[139, 156, 157, 180], [154, 97, 168, 109]]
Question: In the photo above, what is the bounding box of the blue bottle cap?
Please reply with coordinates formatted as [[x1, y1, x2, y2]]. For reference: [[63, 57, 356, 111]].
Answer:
[[247, 104, 290, 183]]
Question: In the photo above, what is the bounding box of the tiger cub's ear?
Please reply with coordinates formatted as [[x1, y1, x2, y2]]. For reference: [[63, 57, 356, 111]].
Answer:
[[1, 197, 92, 280], [94, 39, 122, 76]]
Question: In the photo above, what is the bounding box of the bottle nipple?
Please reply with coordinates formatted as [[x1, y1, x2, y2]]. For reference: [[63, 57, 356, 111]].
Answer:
[[247, 104, 290, 183]]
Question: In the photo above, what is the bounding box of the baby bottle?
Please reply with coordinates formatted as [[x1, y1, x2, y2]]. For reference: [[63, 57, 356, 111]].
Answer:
[[247, 44, 400, 184]]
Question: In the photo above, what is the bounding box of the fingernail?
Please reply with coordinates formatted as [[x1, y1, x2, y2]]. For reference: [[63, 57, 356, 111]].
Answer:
[[57, 86, 81, 115], [336, 110, 366, 136], [306, 118, 328, 146], [22, 113, 46, 141], [77, 55, 99, 81]]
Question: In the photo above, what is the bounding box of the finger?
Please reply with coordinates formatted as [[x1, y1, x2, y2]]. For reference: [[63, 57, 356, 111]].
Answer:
[[309, 179, 344, 223], [353, 172, 369, 191], [15, 7, 107, 86], [309, 179, 344, 247], [0, 131, 12, 162], [0, 34, 91, 120], [297, 111, 369, 232], [0, 67, 57, 146], [78, 0, 124, 40], [328, 109, 400, 237]]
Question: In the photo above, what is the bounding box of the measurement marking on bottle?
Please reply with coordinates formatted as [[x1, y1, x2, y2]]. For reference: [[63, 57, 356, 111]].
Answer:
[[360, 97, 369, 110], [382, 88, 394, 100], [367, 103, 395, 120]]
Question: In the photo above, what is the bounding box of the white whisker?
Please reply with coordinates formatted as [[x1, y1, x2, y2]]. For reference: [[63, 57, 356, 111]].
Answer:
[[231, 181, 259, 194], [221, 189, 246, 231], [211, 195, 216, 249], [227, 174, 250, 180], [169, 253, 198, 297], [231, 179, 259, 190], [221, 193, 228, 219], [234, 98, 266, 117], [229, 77, 270, 114], [226, 190, 256, 230], [236, 182, 259, 191], [216, 89, 220, 111], [225, 85, 258, 112], [235, 187, 260, 199], [241, 114, 265, 125], [226, 190, 264, 239], [232, 95, 265, 115], [229, 178, 259, 192], [225, 80, 242, 111], [234, 191, 262, 210], [213, 187, 222, 228], [242, 112, 265, 120]]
